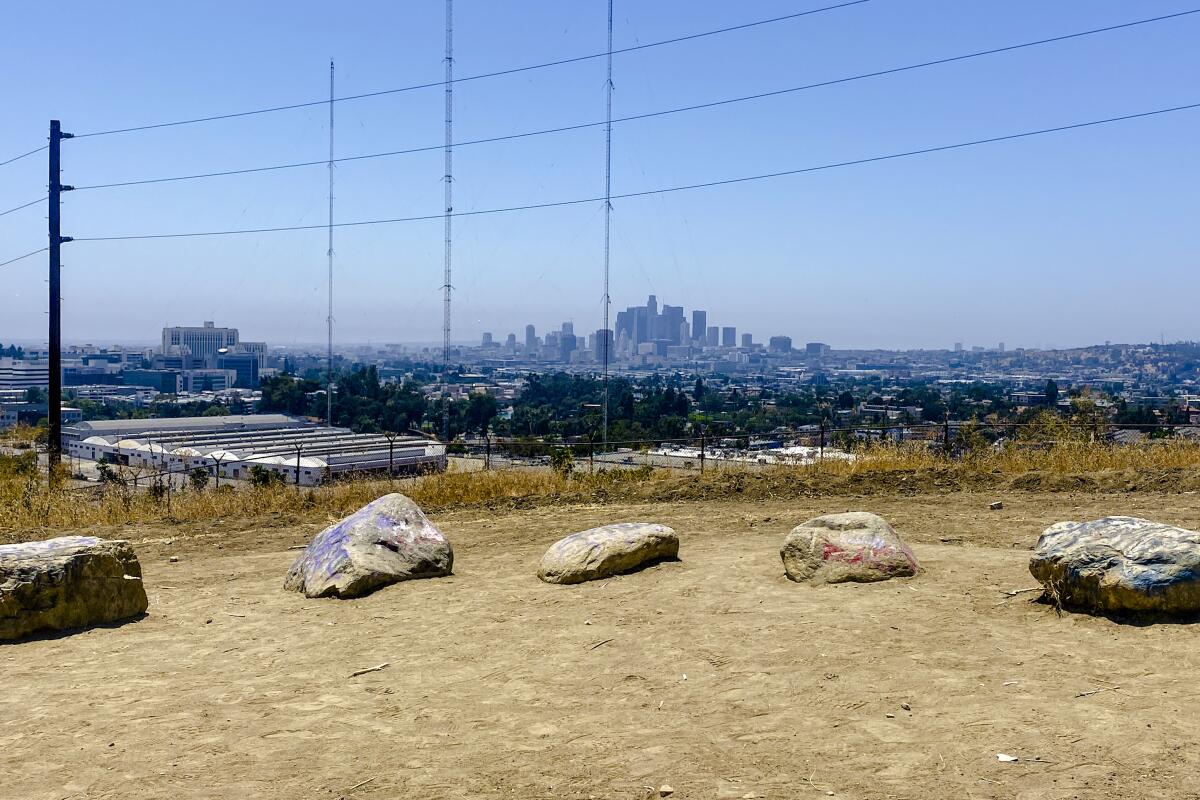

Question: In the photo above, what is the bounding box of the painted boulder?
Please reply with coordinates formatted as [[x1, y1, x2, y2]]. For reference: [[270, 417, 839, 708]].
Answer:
[[284, 493, 453, 598], [538, 522, 678, 585], [781, 512, 918, 584], [1030, 516, 1200, 616], [0, 536, 148, 641]]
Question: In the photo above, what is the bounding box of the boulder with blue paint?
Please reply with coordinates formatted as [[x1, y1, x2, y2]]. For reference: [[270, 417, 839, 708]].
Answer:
[[1030, 516, 1200, 616], [781, 512, 918, 584], [538, 522, 679, 585], [1, 536, 148, 641], [284, 493, 453, 598]]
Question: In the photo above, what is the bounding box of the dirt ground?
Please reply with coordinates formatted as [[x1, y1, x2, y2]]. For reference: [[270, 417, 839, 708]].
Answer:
[[5, 491, 1200, 800]]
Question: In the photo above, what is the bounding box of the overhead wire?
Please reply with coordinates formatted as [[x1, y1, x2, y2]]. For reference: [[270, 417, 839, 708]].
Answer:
[[0, 145, 48, 169], [0, 196, 47, 217], [0, 247, 47, 270], [70, 0, 872, 138], [68, 8, 1200, 193], [67, 100, 1200, 243]]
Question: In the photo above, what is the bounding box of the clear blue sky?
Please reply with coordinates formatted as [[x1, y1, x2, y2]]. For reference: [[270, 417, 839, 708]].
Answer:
[[1, 0, 1197, 350]]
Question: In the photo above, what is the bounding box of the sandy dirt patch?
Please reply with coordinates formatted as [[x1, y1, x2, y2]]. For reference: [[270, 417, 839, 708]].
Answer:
[[4, 492, 1200, 799]]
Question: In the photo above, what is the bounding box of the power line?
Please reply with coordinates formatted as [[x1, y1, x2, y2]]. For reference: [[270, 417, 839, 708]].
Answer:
[[70, 0, 871, 139], [0, 145, 48, 169], [0, 196, 46, 217], [67, 100, 1200, 243], [0, 247, 47, 269], [68, 8, 1200, 193]]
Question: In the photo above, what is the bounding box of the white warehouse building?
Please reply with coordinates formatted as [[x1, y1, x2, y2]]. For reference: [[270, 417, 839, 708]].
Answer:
[[64, 414, 445, 485]]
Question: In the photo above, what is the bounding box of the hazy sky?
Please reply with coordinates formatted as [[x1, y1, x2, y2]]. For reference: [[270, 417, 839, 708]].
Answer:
[[2, 0, 1198, 350]]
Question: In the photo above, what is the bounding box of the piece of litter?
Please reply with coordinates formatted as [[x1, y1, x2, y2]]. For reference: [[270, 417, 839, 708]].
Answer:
[[349, 662, 390, 678], [681, 674, 687, 681], [997, 753, 1018, 762], [885, 713, 895, 718], [900, 703, 911, 711], [1003, 681, 1019, 686], [659, 785, 674, 797], [989, 501, 1004, 510]]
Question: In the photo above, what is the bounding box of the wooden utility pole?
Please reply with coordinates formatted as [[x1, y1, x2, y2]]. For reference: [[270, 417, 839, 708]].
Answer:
[[47, 120, 73, 482]]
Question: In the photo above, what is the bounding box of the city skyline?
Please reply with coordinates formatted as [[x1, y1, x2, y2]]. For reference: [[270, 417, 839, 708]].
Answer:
[[2, 1, 1198, 349]]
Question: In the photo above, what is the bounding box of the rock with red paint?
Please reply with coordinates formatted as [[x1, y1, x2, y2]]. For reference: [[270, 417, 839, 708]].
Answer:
[[781, 512, 918, 584]]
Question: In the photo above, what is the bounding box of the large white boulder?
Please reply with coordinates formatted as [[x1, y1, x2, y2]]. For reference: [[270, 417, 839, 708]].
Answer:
[[1030, 516, 1200, 616], [0, 536, 148, 640], [781, 512, 919, 584], [538, 522, 679, 585], [284, 493, 453, 598]]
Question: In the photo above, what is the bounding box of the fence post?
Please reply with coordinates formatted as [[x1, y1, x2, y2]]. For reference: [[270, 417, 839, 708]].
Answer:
[[485, 433, 491, 470], [943, 412, 951, 456], [819, 419, 826, 463], [699, 432, 706, 474]]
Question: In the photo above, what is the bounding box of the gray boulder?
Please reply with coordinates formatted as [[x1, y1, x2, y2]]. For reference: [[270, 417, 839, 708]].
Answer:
[[1030, 516, 1200, 616], [781, 512, 918, 584], [538, 522, 678, 585], [1, 536, 148, 641], [284, 493, 453, 599]]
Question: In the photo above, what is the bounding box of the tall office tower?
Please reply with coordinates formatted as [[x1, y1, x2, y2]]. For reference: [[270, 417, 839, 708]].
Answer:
[[660, 305, 685, 345], [525, 325, 537, 351], [614, 310, 632, 342], [680, 320, 690, 344], [646, 295, 658, 317], [706, 326, 719, 347], [691, 310, 707, 342], [721, 327, 736, 348], [954, 342, 963, 353], [741, 333, 752, 348], [481, 332, 493, 346], [161, 321, 239, 367], [505, 333, 517, 349], [633, 306, 651, 345], [562, 321, 574, 335], [768, 335, 793, 353], [594, 328, 614, 363], [559, 333, 577, 362]]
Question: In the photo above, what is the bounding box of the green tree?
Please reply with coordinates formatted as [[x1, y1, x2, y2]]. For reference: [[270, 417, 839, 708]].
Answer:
[[1044, 379, 1059, 407], [189, 467, 210, 491]]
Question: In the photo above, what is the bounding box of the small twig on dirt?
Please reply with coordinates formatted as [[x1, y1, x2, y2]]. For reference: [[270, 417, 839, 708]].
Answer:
[[157, 586, 177, 590], [1075, 686, 1118, 698], [588, 638, 615, 651], [226, 612, 246, 618], [349, 662, 390, 678], [345, 777, 375, 792], [287, 545, 307, 550], [804, 770, 821, 792], [994, 587, 1045, 606]]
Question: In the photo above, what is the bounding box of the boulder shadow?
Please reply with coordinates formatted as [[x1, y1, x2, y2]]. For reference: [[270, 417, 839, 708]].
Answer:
[[0, 611, 150, 645]]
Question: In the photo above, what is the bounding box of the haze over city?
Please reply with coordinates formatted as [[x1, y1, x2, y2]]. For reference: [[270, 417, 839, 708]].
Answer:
[[3, 0, 1198, 349]]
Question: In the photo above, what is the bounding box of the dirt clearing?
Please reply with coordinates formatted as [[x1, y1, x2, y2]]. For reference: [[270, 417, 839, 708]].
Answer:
[[3, 492, 1200, 799]]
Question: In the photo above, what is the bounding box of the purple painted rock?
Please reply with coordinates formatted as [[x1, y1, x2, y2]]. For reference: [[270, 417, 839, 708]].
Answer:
[[1031, 516, 1200, 616], [284, 493, 453, 598], [1, 536, 147, 641], [538, 522, 678, 585], [781, 512, 918, 584]]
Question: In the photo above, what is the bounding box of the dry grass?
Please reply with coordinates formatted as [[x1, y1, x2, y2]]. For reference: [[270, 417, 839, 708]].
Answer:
[[6, 437, 1200, 540], [0, 462, 671, 540]]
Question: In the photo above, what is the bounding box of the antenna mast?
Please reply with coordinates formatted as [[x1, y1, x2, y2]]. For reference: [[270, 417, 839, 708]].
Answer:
[[326, 59, 335, 428], [602, 0, 613, 448], [442, 0, 454, 442]]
